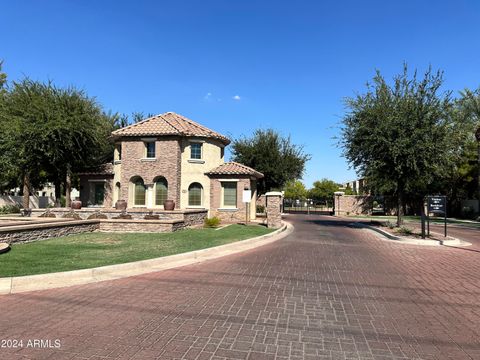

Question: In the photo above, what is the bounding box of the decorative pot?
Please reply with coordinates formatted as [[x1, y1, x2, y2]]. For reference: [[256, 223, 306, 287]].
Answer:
[[115, 200, 127, 211], [163, 200, 175, 211], [71, 200, 82, 210]]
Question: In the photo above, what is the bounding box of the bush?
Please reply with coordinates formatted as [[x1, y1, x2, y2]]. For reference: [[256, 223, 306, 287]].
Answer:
[[461, 206, 477, 220], [383, 220, 396, 229], [256, 205, 265, 213], [0, 204, 21, 214], [396, 226, 413, 236], [204, 217, 221, 228]]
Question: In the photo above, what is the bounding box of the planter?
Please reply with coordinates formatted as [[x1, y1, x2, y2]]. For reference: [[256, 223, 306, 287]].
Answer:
[[115, 200, 127, 211], [164, 200, 175, 211], [71, 200, 82, 210]]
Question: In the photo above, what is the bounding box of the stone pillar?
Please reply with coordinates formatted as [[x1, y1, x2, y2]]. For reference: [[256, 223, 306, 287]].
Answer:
[[334, 191, 344, 216], [266, 191, 283, 229]]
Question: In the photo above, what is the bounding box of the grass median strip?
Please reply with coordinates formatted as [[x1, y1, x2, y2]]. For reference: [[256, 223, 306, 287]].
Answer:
[[0, 224, 274, 277]]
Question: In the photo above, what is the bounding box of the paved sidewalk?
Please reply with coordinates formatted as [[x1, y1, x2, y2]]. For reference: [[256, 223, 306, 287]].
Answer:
[[1, 215, 480, 359]]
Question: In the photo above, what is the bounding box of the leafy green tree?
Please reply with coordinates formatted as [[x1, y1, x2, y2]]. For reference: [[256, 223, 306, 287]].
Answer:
[[307, 178, 342, 203], [231, 129, 311, 193], [1, 79, 114, 207], [340, 65, 465, 226], [283, 180, 307, 200]]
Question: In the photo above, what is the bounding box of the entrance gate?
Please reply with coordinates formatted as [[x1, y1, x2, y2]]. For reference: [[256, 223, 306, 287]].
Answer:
[[283, 198, 333, 215]]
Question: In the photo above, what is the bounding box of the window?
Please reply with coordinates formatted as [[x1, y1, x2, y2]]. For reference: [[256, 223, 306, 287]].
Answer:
[[188, 183, 203, 206], [155, 178, 168, 206], [145, 142, 155, 158], [190, 143, 202, 159], [88, 182, 105, 206], [222, 182, 237, 207], [115, 144, 122, 161], [134, 179, 146, 206]]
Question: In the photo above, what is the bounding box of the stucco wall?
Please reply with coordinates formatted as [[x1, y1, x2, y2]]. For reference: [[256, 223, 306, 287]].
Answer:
[[179, 138, 225, 213]]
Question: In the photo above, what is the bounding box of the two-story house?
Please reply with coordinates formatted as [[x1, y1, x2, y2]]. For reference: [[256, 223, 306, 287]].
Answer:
[[79, 112, 263, 222]]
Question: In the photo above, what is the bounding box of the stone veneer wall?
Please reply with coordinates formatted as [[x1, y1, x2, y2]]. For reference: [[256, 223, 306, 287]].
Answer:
[[98, 220, 185, 233], [119, 137, 182, 208], [30, 208, 207, 223], [0, 220, 100, 244], [335, 195, 372, 216], [266, 193, 283, 229], [209, 176, 252, 223]]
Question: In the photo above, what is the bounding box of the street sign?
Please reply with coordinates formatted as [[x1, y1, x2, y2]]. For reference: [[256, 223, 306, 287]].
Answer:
[[427, 196, 446, 214]]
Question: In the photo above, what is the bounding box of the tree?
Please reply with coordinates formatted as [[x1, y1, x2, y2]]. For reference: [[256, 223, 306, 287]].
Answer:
[[340, 65, 464, 226], [283, 180, 307, 200], [1, 79, 114, 208], [231, 129, 311, 193], [308, 178, 342, 203]]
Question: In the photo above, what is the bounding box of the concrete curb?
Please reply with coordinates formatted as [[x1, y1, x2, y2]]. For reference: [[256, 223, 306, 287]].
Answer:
[[353, 223, 471, 247], [0, 222, 293, 295]]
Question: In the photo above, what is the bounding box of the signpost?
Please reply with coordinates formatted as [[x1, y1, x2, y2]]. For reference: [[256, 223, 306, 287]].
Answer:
[[426, 195, 447, 237], [243, 188, 252, 224]]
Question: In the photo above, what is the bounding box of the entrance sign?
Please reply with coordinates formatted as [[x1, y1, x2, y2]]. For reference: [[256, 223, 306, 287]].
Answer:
[[427, 196, 446, 214], [426, 195, 447, 237]]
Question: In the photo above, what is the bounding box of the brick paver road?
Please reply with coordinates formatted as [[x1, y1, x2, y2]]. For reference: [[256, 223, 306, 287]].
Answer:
[[1, 215, 480, 360]]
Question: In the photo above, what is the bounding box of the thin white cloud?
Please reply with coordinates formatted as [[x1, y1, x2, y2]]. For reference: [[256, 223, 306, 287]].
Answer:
[[232, 95, 241, 101], [204, 92, 212, 101]]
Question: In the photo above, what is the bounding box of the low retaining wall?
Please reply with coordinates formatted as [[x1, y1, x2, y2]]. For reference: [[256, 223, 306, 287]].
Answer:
[[99, 219, 185, 233], [30, 208, 207, 224], [0, 220, 100, 244]]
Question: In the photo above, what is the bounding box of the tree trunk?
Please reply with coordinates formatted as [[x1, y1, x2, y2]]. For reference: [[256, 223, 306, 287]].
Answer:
[[396, 190, 404, 227], [22, 172, 30, 209], [65, 166, 72, 208], [54, 178, 62, 207]]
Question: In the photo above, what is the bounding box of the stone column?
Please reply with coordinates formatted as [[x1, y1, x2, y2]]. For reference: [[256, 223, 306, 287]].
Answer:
[[266, 191, 283, 229], [334, 191, 345, 216]]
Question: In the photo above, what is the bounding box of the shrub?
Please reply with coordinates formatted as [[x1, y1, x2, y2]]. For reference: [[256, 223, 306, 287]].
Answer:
[[461, 206, 477, 220], [0, 204, 21, 214], [204, 217, 221, 228], [256, 205, 265, 213], [383, 221, 396, 229], [396, 226, 413, 236]]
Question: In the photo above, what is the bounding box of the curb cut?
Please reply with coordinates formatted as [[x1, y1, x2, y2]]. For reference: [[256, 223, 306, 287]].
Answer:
[[0, 222, 293, 295], [352, 223, 471, 247]]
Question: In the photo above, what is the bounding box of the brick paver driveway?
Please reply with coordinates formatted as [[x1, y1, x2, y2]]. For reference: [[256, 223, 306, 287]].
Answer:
[[1, 215, 480, 360]]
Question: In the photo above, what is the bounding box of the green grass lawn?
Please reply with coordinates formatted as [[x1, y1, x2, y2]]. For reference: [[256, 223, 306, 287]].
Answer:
[[0, 224, 274, 277]]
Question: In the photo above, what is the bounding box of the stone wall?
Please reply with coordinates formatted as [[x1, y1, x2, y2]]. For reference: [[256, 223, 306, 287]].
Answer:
[[266, 192, 282, 229], [98, 219, 185, 233], [335, 195, 372, 216], [0, 220, 100, 244], [209, 176, 252, 223], [119, 137, 182, 208], [30, 208, 207, 226]]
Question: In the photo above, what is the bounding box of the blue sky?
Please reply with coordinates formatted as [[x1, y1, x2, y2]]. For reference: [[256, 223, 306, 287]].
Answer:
[[1, 0, 479, 187]]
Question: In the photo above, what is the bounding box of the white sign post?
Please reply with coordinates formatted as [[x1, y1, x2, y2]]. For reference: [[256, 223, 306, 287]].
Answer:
[[243, 189, 252, 224]]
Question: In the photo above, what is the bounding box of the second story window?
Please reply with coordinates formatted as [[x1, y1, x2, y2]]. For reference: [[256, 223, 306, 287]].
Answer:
[[190, 143, 202, 159], [145, 141, 156, 158], [114, 144, 122, 161]]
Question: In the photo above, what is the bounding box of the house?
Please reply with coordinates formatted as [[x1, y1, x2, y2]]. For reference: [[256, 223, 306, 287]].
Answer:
[[78, 112, 263, 222]]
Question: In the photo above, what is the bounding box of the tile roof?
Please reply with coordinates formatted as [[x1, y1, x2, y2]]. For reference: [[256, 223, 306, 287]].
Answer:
[[77, 163, 114, 175], [111, 112, 230, 145], [206, 162, 264, 178]]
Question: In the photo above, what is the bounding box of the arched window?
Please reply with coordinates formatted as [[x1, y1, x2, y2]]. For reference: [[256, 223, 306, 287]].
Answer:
[[133, 177, 146, 206], [154, 177, 168, 206], [188, 183, 203, 206]]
